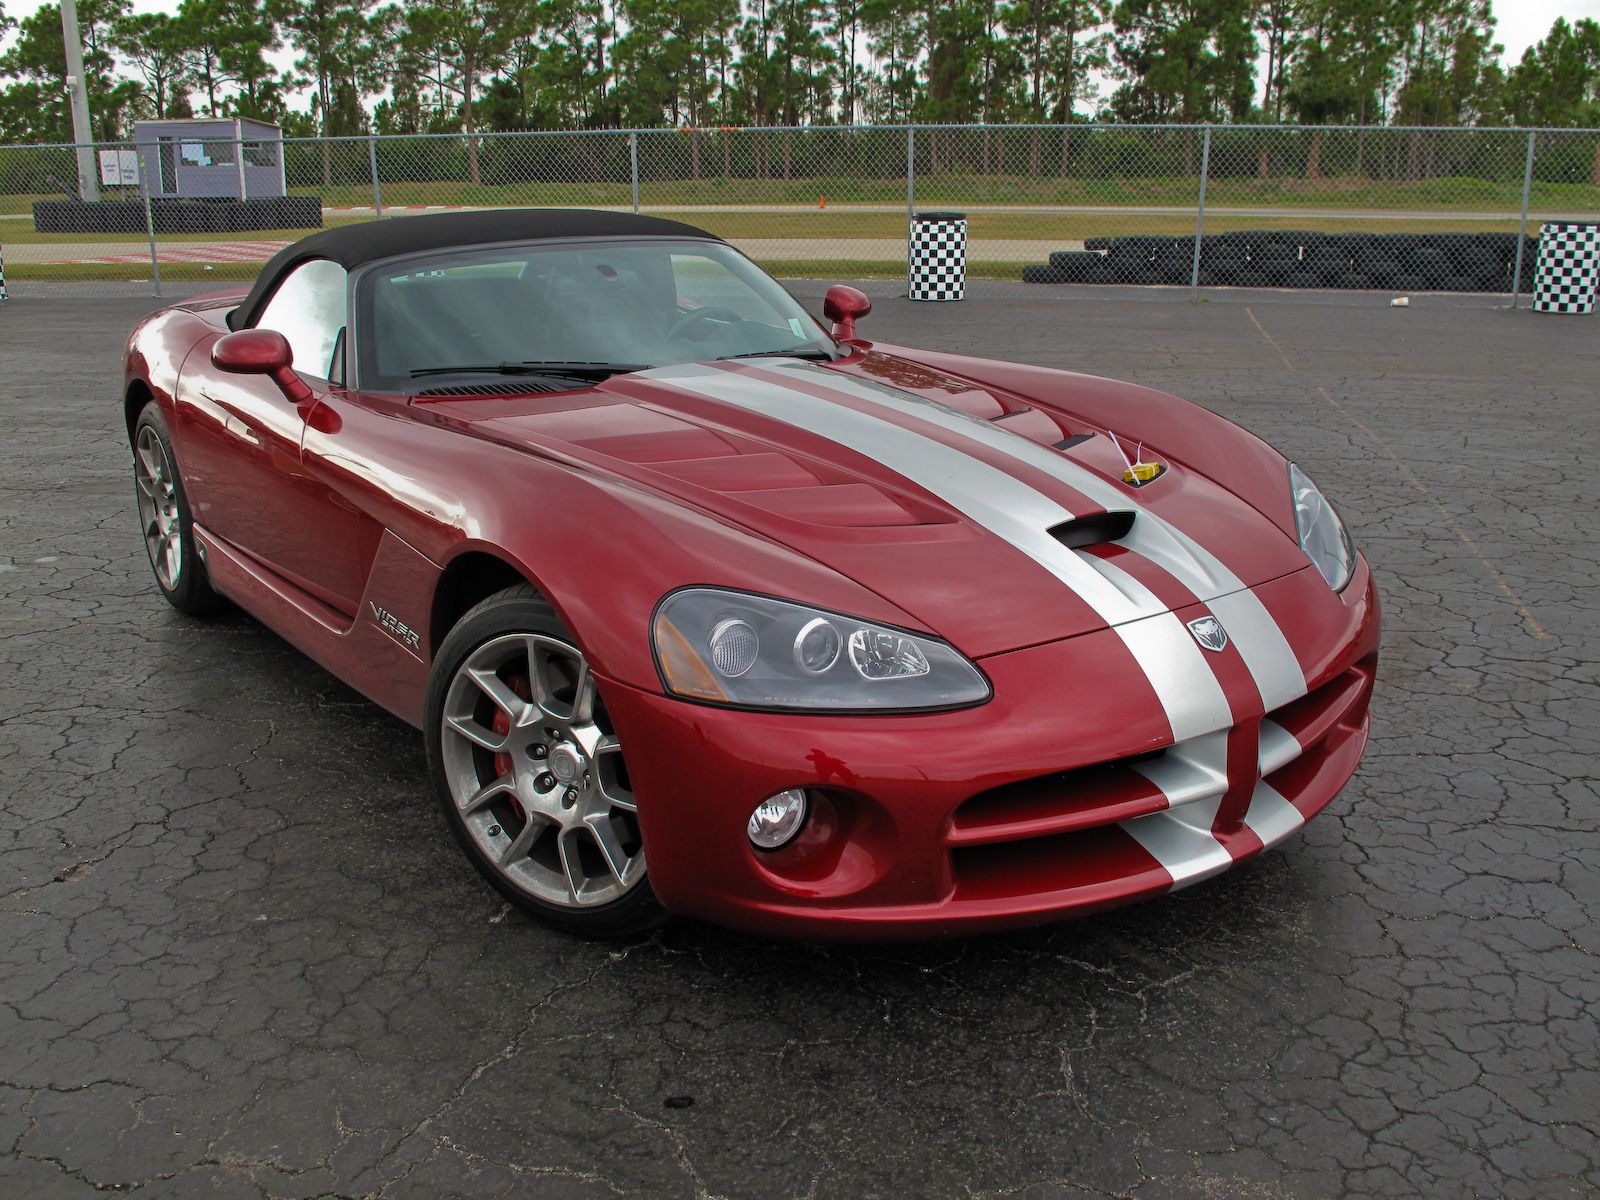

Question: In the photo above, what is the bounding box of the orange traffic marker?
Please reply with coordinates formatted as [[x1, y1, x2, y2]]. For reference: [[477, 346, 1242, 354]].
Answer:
[[819, 194, 826, 209]]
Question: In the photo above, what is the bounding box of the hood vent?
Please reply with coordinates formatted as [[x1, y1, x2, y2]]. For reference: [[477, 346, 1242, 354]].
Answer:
[[1050, 510, 1135, 549], [416, 381, 568, 398]]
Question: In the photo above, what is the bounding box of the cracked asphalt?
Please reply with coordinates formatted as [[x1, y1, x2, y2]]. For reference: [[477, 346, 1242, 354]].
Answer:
[[2, 285, 1597, 1199]]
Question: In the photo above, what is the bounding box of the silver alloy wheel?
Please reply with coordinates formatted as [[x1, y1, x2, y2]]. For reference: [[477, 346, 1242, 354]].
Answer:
[[135, 425, 182, 590], [439, 632, 644, 909]]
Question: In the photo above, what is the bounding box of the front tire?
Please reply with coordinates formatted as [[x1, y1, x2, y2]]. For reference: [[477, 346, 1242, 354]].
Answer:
[[424, 584, 665, 938], [132, 402, 226, 615]]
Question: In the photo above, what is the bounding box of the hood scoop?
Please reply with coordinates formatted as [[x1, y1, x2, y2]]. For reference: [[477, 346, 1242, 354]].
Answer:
[[1050, 510, 1135, 549]]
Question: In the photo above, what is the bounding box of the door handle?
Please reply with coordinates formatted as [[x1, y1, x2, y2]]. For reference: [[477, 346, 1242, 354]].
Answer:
[[223, 414, 261, 446]]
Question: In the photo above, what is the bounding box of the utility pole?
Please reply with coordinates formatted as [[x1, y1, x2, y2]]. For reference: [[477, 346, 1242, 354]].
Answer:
[[60, 0, 100, 201]]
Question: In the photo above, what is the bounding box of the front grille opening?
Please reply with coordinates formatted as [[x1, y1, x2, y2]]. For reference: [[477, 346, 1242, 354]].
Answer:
[[950, 749, 1167, 847], [1268, 656, 1374, 753], [951, 822, 1170, 903]]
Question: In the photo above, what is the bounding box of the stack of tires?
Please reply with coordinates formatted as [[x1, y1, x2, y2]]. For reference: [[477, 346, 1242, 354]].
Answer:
[[1023, 230, 1539, 293]]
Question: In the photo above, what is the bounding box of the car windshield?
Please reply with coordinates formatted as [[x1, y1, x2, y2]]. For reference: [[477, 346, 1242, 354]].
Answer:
[[356, 238, 838, 390]]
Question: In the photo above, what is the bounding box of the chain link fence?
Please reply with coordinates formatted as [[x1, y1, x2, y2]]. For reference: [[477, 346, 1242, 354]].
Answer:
[[2, 123, 1597, 303]]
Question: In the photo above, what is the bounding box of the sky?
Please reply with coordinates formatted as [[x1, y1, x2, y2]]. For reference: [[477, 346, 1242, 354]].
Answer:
[[3, 0, 1599, 112]]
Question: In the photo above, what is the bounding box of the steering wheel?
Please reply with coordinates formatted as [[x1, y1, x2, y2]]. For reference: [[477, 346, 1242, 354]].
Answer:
[[661, 305, 743, 344]]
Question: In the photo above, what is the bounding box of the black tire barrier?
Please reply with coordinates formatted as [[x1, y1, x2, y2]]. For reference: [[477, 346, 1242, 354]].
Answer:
[[1211, 230, 1256, 251], [32, 199, 146, 233], [33, 196, 323, 234], [1365, 260, 1402, 288], [1114, 236, 1169, 256], [1154, 244, 1194, 284], [1048, 249, 1104, 270], [1264, 229, 1317, 248], [1048, 251, 1112, 282], [1024, 227, 1542, 292], [1307, 250, 1352, 272], [1021, 259, 1118, 285]]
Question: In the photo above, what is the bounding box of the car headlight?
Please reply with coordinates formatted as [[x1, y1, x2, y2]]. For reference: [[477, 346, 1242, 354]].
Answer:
[[1289, 463, 1355, 592], [652, 588, 990, 711]]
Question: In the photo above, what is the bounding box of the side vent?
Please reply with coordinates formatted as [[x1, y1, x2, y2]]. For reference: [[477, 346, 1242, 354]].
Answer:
[[1049, 510, 1135, 549], [1054, 433, 1094, 451]]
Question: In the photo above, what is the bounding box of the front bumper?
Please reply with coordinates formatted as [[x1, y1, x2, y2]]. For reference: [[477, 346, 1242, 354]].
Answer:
[[604, 562, 1380, 940]]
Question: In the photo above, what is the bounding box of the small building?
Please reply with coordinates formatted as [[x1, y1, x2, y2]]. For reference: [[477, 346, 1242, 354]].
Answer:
[[133, 117, 286, 200]]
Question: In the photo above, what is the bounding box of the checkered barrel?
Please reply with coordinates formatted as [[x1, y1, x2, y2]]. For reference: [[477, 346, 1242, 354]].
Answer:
[[1532, 222, 1600, 315], [908, 211, 968, 302]]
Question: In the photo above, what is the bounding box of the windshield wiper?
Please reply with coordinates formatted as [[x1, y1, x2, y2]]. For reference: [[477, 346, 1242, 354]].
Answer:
[[715, 348, 837, 363], [410, 361, 648, 380], [512, 360, 650, 377]]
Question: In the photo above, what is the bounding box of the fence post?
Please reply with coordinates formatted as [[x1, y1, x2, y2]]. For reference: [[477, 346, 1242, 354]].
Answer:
[[138, 142, 162, 298], [234, 122, 248, 201], [1190, 125, 1213, 298], [906, 127, 916, 224], [368, 135, 383, 218], [1510, 130, 1536, 309], [629, 132, 640, 214]]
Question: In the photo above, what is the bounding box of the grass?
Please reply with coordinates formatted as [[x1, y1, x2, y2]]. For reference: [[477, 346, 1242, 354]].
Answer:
[[0, 205, 1538, 283], [665, 210, 1528, 239], [0, 214, 370, 245], [0, 257, 1040, 283], [6, 169, 1597, 218], [0, 207, 1528, 252], [0, 187, 1562, 283], [2, 262, 259, 282], [276, 173, 1600, 214]]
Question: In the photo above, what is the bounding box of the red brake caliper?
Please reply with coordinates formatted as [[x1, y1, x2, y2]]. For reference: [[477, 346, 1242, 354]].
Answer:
[[491, 674, 532, 824]]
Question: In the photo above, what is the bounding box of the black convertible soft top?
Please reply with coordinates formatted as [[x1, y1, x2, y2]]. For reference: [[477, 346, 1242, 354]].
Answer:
[[229, 208, 721, 329]]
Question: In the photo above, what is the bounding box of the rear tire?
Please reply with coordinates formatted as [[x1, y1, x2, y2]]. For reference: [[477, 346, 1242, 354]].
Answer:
[[424, 584, 666, 938], [132, 402, 226, 615]]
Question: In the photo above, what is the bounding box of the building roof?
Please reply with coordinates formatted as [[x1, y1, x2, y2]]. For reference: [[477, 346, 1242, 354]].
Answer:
[[132, 117, 282, 130], [229, 208, 720, 329]]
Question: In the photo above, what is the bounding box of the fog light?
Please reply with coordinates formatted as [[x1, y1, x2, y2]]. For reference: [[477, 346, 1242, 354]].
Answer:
[[747, 789, 808, 850]]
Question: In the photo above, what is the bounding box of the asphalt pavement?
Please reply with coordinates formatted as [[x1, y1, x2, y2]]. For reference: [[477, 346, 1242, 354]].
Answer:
[[2, 286, 1597, 1198]]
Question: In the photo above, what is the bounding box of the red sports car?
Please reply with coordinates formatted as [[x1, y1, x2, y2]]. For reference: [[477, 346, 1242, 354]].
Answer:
[[123, 209, 1378, 939]]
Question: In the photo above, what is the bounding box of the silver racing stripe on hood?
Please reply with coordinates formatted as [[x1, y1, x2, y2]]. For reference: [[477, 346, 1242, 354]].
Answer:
[[640, 361, 1232, 742], [773, 360, 1308, 712]]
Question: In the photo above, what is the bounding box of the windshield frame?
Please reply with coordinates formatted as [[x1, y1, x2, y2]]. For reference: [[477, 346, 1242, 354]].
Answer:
[[347, 235, 840, 393]]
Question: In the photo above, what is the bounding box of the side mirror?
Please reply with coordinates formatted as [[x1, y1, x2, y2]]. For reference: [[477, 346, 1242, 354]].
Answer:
[[823, 285, 872, 341], [211, 329, 313, 404]]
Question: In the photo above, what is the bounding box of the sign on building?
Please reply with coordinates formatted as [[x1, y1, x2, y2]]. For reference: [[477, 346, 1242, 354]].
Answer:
[[98, 149, 140, 187]]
